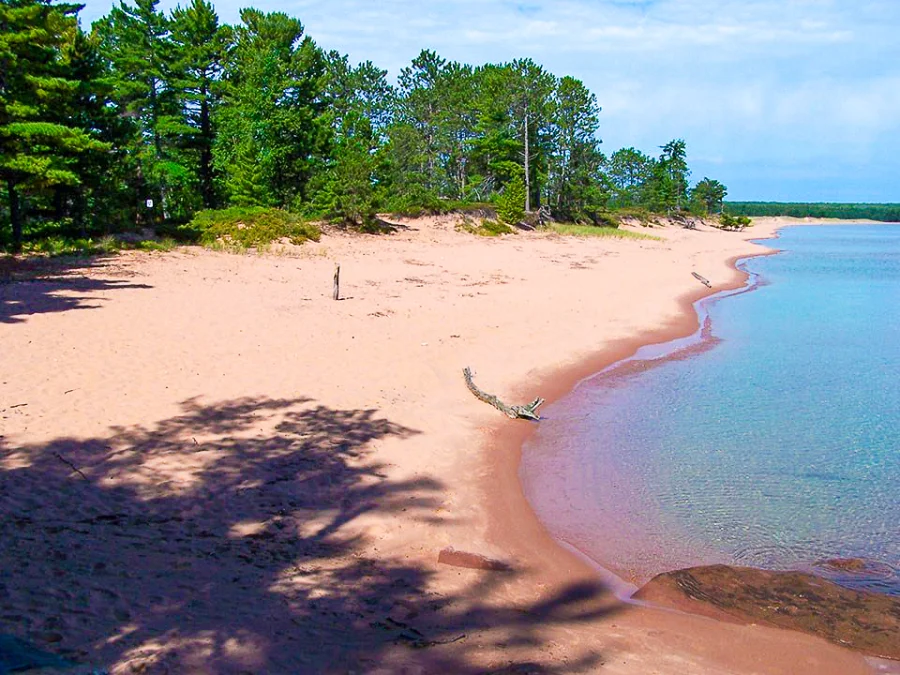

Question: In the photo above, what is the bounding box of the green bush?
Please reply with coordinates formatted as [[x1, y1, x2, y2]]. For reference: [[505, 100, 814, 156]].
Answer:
[[592, 210, 621, 228], [137, 237, 179, 252], [478, 218, 514, 236], [718, 213, 752, 230], [380, 187, 446, 217], [185, 207, 320, 249], [495, 174, 526, 225], [20, 235, 122, 257], [455, 217, 514, 237]]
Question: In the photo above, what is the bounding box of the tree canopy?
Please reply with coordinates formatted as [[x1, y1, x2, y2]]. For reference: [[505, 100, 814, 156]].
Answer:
[[0, 0, 733, 249]]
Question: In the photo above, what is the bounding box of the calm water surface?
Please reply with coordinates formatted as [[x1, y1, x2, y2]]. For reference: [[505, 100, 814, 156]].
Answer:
[[522, 224, 900, 595]]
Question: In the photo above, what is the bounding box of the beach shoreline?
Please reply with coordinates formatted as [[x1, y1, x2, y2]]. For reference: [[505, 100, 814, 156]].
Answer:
[[501, 243, 783, 594], [485, 216, 899, 670], [1, 215, 883, 673]]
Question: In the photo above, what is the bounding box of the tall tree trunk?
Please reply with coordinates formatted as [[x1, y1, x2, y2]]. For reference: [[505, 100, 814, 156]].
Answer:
[[75, 186, 86, 238], [7, 179, 22, 251], [135, 160, 146, 227], [523, 110, 531, 213], [149, 78, 169, 221], [199, 84, 214, 208], [54, 186, 66, 222]]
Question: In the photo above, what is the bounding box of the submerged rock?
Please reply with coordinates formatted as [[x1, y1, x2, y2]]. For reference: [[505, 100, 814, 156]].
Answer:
[[634, 565, 900, 660]]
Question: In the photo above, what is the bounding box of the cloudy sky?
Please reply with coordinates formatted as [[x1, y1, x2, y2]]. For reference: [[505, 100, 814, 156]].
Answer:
[[79, 0, 900, 202]]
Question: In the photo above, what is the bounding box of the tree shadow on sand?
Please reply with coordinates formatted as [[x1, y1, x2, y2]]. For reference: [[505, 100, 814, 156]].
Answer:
[[0, 255, 152, 324], [0, 397, 618, 673]]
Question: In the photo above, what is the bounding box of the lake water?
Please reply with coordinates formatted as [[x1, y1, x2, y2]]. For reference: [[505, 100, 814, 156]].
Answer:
[[522, 224, 900, 595]]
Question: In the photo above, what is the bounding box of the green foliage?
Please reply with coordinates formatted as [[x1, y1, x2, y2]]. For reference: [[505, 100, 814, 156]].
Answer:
[[317, 144, 378, 227], [0, 0, 109, 247], [725, 202, 900, 222], [456, 217, 514, 237], [718, 213, 752, 230], [95, 0, 195, 219], [589, 210, 622, 228], [137, 236, 178, 251], [187, 207, 320, 248], [547, 76, 607, 220], [380, 188, 446, 217], [19, 235, 120, 257], [691, 178, 728, 215], [642, 139, 690, 213], [213, 9, 328, 209], [168, 0, 230, 209], [1, 0, 729, 252], [308, 113, 378, 228], [496, 172, 526, 225]]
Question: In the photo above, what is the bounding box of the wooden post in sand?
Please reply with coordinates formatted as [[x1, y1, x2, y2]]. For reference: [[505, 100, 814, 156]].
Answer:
[[333, 263, 340, 300]]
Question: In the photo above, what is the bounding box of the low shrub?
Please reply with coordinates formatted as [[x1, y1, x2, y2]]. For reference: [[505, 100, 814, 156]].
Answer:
[[20, 235, 122, 257], [495, 174, 526, 225], [718, 213, 753, 230], [455, 217, 515, 237], [185, 207, 320, 249], [137, 237, 179, 252]]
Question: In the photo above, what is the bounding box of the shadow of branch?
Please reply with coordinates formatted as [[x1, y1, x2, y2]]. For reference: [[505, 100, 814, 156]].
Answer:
[[0, 396, 617, 673]]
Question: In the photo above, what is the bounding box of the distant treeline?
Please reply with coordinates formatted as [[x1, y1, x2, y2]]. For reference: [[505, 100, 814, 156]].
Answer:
[[1, 0, 733, 251], [726, 202, 900, 223]]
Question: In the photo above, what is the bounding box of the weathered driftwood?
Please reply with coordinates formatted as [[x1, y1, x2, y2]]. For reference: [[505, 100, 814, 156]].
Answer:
[[673, 214, 698, 230], [463, 367, 544, 421], [692, 271, 712, 288], [333, 263, 341, 300]]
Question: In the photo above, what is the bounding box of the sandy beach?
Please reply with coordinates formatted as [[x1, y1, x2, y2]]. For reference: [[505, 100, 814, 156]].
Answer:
[[0, 216, 884, 673]]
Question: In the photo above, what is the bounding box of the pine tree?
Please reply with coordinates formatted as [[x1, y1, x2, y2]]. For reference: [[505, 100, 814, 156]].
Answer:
[[169, 0, 229, 209], [214, 9, 328, 208], [0, 0, 107, 248], [606, 147, 653, 208], [548, 76, 606, 219], [480, 60, 555, 212], [94, 0, 183, 220]]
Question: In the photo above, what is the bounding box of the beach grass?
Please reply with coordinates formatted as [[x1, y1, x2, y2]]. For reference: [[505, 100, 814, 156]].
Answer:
[[15, 234, 181, 257], [547, 223, 663, 241], [455, 217, 516, 237]]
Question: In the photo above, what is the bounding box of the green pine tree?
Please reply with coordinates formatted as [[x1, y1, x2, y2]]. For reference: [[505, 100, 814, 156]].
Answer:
[[169, 0, 230, 209], [0, 0, 108, 248]]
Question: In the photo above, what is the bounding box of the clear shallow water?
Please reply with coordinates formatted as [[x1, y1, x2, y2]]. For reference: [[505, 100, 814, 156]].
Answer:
[[522, 224, 900, 595]]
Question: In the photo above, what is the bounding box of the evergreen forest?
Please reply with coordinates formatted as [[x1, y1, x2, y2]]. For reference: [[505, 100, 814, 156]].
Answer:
[[2, 0, 738, 251], [725, 203, 900, 223]]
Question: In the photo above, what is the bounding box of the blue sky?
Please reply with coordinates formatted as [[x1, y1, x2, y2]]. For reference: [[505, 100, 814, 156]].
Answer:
[[79, 0, 900, 202]]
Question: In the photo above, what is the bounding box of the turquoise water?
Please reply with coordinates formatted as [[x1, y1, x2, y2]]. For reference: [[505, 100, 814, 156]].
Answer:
[[522, 224, 900, 594]]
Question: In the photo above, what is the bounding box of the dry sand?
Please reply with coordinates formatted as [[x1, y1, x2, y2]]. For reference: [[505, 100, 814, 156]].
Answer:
[[0, 216, 884, 673]]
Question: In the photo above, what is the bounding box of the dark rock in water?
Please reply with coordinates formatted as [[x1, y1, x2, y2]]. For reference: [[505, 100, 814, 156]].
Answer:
[[634, 565, 900, 660], [820, 557, 870, 573], [438, 547, 513, 572], [0, 633, 74, 672]]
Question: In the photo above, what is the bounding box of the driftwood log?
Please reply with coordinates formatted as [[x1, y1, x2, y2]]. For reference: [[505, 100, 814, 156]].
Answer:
[[692, 272, 712, 288], [463, 367, 544, 421]]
